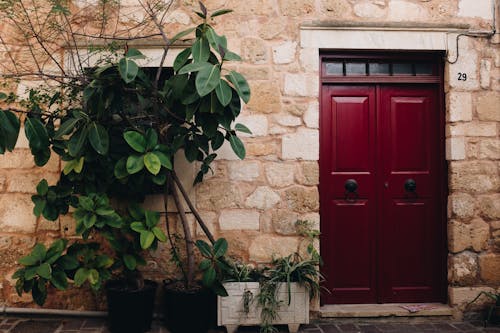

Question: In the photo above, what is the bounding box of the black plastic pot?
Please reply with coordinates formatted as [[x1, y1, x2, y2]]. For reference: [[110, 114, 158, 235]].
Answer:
[[163, 281, 216, 333], [106, 279, 158, 333]]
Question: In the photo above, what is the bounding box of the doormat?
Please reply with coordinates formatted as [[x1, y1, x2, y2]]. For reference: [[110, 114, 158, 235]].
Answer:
[[399, 304, 438, 313]]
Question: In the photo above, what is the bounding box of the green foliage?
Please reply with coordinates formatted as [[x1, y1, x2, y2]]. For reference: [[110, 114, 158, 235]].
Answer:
[[31, 179, 75, 221], [195, 238, 230, 296], [467, 291, 500, 324], [128, 204, 167, 250], [73, 193, 122, 238]]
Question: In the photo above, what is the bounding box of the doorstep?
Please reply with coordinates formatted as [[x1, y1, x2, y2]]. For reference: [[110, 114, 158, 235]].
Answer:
[[320, 303, 453, 318]]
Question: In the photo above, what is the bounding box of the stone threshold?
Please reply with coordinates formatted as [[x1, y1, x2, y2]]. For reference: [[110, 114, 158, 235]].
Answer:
[[320, 303, 453, 318]]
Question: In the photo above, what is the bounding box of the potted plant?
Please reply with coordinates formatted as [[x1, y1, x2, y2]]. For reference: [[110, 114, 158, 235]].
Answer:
[[0, 1, 250, 332], [467, 291, 500, 325], [215, 220, 324, 333]]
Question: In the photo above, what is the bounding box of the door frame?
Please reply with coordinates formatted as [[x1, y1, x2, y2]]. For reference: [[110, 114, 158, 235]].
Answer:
[[319, 51, 448, 305]]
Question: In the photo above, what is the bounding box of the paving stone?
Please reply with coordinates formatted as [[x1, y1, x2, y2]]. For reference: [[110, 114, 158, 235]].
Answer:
[[433, 322, 461, 331], [81, 319, 106, 329], [321, 324, 341, 333], [61, 319, 84, 330], [11, 320, 60, 333]]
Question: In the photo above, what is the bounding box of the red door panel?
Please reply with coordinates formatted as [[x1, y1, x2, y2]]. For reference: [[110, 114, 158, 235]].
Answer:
[[320, 84, 445, 304], [320, 86, 377, 304]]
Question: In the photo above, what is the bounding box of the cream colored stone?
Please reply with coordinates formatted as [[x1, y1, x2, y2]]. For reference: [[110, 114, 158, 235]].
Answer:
[[450, 173, 499, 194], [284, 103, 307, 117], [241, 38, 268, 64], [0, 150, 36, 169], [448, 220, 470, 253], [300, 48, 319, 72], [272, 209, 299, 235], [272, 41, 297, 65], [462, 122, 497, 137], [6, 172, 59, 194], [477, 194, 500, 220], [298, 161, 319, 186], [265, 162, 295, 188], [449, 286, 496, 306], [229, 0, 275, 16], [479, 254, 500, 284], [448, 193, 475, 219], [237, 114, 269, 137], [446, 137, 466, 161], [246, 140, 279, 157], [247, 81, 281, 114], [227, 160, 260, 181], [245, 186, 281, 210], [470, 218, 490, 251], [354, 2, 386, 18], [38, 217, 60, 231], [479, 139, 500, 159], [446, 123, 465, 137], [60, 214, 76, 237], [196, 181, 243, 210], [388, 0, 428, 20], [279, 0, 315, 16], [304, 102, 319, 129], [283, 74, 319, 97], [0, 194, 36, 233], [480, 59, 491, 89], [258, 18, 287, 40], [239, 66, 270, 80], [284, 186, 319, 213], [320, 0, 352, 17], [195, 211, 217, 237], [282, 128, 319, 161], [219, 209, 260, 230], [447, 92, 472, 122], [477, 92, 500, 121], [249, 234, 300, 262], [0, 175, 6, 192], [14, 129, 30, 149], [449, 251, 478, 285], [274, 114, 301, 127], [458, 0, 493, 19]]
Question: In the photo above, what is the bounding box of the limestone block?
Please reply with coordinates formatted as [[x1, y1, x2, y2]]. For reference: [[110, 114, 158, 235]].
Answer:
[[0, 194, 36, 233], [284, 103, 308, 117], [195, 211, 217, 236], [196, 181, 243, 210], [38, 217, 60, 232], [279, 0, 315, 16], [0, 150, 36, 169], [447, 92, 472, 122], [283, 74, 319, 97], [258, 18, 288, 40], [449, 251, 478, 285], [303, 102, 319, 129], [229, 0, 275, 16], [282, 128, 319, 160], [477, 92, 500, 121], [246, 140, 279, 157], [448, 39, 479, 90], [449, 286, 496, 306], [446, 123, 465, 137], [7, 172, 59, 194], [239, 66, 270, 80], [247, 81, 281, 114], [480, 60, 491, 89], [479, 254, 500, 284], [60, 214, 76, 237], [448, 220, 470, 253], [300, 48, 319, 72], [284, 186, 319, 213], [274, 114, 301, 127], [469, 218, 490, 252], [388, 0, 428, 21], [241, 38, 268, 64], [219, 209, 260, 230], [272, 41, 297, 65], [272, 209, 299, 235], [462, 122, 497, 137], [298, 161, 319, 186], [237, 115, 269, 137], [458, 0, 493, 19], [446, 137, 466, 161], [477, 194, 500, 220], [265, 162, 295, 187], [228, 161, 260, 181], [320, 0, 352, 17], [354, 2, 386, 18], [450, 161, 499, 193], [249, 234, 299, 262], [448, 193, 475, 219], [245, 186, 281, 210], [14, 129, 30, 149], [479, 139, 500, 159]]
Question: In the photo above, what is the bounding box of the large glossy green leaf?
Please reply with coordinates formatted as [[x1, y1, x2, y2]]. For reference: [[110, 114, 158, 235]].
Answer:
[[36, 179, 49, 196], [68, 126, 89, 157], [114, 158, 128, 179], [74, 267, 89, 287], [118, 57, 139, 84], [178, 62, 211, 75], [125, 48, 145, 60], [126, 155, 145, 174], [32, 243, 47, 262], [152, 226, 167, 242], [36, 263, 52, 279], [211, 131, 224, 150], [124, 131, 146, 153], [215, 80, 232, 106], [58, 255, 79, 270], [210, 8, 233, 17], [123, 254, 137, 270], [50, 270, 68, 290], [130, 222, 146, 233], [223, 50, 242, 61], [33, 148, 51, 167], [88, 122, 109, 155], [192, 37, 210, 63], [145, 129, 158, 150], [229, 134, 245, 159], [206, 27, 227, 51], [152, 151, 172, 170], [196, 64, 221, 97], [235, 123, 252, 134], [88, 269, 99, 285], [144, 152, 161, 175], [202, 267, 216, 286], [140, 231, 155, 249], [145, 210, 159, 228], [0, 111, 20, 151], [24, 117, 49, 151], [173, 48, 192, 72], [226, 71, 251, 103], [213, 238, 228, 258], [170, 27, 196, 44], [195, 240, 212, 257], [18, 255, 38, 266], [78, 196, 94, 211], [54, 117, 80, 139]]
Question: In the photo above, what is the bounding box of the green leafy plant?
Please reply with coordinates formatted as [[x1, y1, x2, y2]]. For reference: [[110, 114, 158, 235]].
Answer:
[[1, 0, 250, 305], [467, 291, 500, 325], [195, 238, 231, 296]]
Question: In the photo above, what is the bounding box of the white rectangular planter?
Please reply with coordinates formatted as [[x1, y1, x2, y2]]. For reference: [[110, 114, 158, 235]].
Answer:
[[218, 282, 309, 333]]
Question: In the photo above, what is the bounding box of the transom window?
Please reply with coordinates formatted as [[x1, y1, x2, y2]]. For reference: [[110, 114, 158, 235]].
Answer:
[[324, 60, 435, 76]]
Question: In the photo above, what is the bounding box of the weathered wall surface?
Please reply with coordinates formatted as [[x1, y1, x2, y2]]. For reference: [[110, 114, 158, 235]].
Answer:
[[0, 0, 498, 315]]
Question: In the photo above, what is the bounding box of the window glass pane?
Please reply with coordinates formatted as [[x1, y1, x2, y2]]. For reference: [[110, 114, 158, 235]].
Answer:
[[369, 63, 390, 75], [345, 63, 366, 75], [393, 63, 413, 75], [325, 62, 343, 75], [415, 63, 433, 75]]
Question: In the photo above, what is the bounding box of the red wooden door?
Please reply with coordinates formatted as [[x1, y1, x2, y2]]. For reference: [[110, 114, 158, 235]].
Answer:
[[320, 84, 445, 304]]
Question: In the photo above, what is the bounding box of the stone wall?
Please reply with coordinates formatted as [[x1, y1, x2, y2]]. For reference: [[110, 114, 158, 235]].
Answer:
[[0, 0, 499, 316]]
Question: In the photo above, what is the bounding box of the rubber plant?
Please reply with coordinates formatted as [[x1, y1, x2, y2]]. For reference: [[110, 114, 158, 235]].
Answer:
[[0, 1, 250, 306]]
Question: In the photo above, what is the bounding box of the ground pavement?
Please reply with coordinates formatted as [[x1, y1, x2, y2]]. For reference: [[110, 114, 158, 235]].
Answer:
[[1, 316, 500, 333]]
